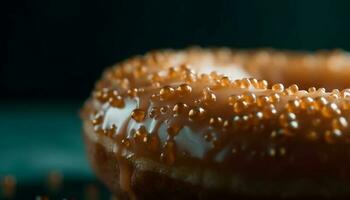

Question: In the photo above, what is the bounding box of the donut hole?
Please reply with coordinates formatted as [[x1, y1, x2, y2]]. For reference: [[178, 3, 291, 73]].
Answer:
[[207, 50, 350, 91], [260, 50, 350, 91], [255, 69, 350, 92], [254, 67, 350, 92], [200, 64, 350, 92]]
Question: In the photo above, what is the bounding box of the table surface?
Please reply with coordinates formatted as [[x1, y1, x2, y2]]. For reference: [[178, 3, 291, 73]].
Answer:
[[0, 102, 109, 199]]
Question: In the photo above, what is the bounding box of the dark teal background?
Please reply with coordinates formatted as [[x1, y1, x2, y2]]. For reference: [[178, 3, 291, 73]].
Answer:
[[0, 103, 90, 181], [2, 0, 350, 99], [2, 0, 350, 198], [0, 102, 102, 198]]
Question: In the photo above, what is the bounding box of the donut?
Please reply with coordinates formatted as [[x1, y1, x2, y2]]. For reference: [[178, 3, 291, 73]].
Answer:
[[81, 47, 350, 199]]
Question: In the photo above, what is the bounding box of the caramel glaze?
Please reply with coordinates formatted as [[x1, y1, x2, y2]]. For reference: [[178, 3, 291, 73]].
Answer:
[[81, 48, 350, 196]]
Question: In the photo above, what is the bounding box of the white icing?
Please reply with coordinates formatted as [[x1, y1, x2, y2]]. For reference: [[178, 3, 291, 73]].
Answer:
[[196, 64, 251, 80]]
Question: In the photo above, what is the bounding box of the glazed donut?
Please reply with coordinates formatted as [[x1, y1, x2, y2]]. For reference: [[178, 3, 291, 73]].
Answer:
[[81, 48, 350, 199]]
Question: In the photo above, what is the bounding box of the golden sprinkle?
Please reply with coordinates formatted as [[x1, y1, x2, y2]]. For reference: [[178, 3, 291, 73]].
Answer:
[[255, 111, 264, 120], [233, 100, 248, 113], [133, 66, 146, 78], [332, 89, 340, 95], [240, 78, 251, 88], [168, 67, 177, 77], [160, 106, 169, 114], [300, 96, 314, 109], [269, 93, 281, 103], [308, 87, 317, 93], [285, 99, 301, 113], [150, 73, 162, 83], [209, 117, 223, 128], [188, 107, 206, 121], [312, 118, 322, 127], [220, 76, 231, 86], [105, 124, 117, 137], [332, 117, 348, 130], [121, 138, 131, 147], [127, 88, 139, 97], [268, 148, 276, 157], [91, 114, 103, 126], [109, 95, 125, 108], [182, 70, 196, 83], [242, 92, 256, 104], [317, 88, 326, 94], [272, 83, 284, 92], [321, 103, 341, 118], [287, 84, 299, 94], [202, 89, 217, 104], [249, 78, 259, 88], [159, 86, 175, 100], [257, 95, 269, 107], [341, 90, 350, 98], [324, 129, 342, 144], [341, 99, 350, 110], [134, 126, 149, 143], [314, 97, 328, 110], [209, 71, 219, 79], [263, 104, 277, 118], [149, 107, 160, 119], [279, 112, 297, 128], [228, 94, 242, 106], [93, 89, 109, 103], [176, 84, 192, 96], [173, 103, 188, 116], [279, 147, 287, 156], [233, 79, 242, 88], [306, 131, 318, 141], [199, 73, 210, 82], [120, 78, 130, 90], [204, 132, 213, 141], [258, 80, 268, 89], [131, 109, 146, 122]]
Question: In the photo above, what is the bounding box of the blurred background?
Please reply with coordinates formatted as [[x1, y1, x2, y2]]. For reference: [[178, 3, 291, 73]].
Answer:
[[2, 0, 350, 199]]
